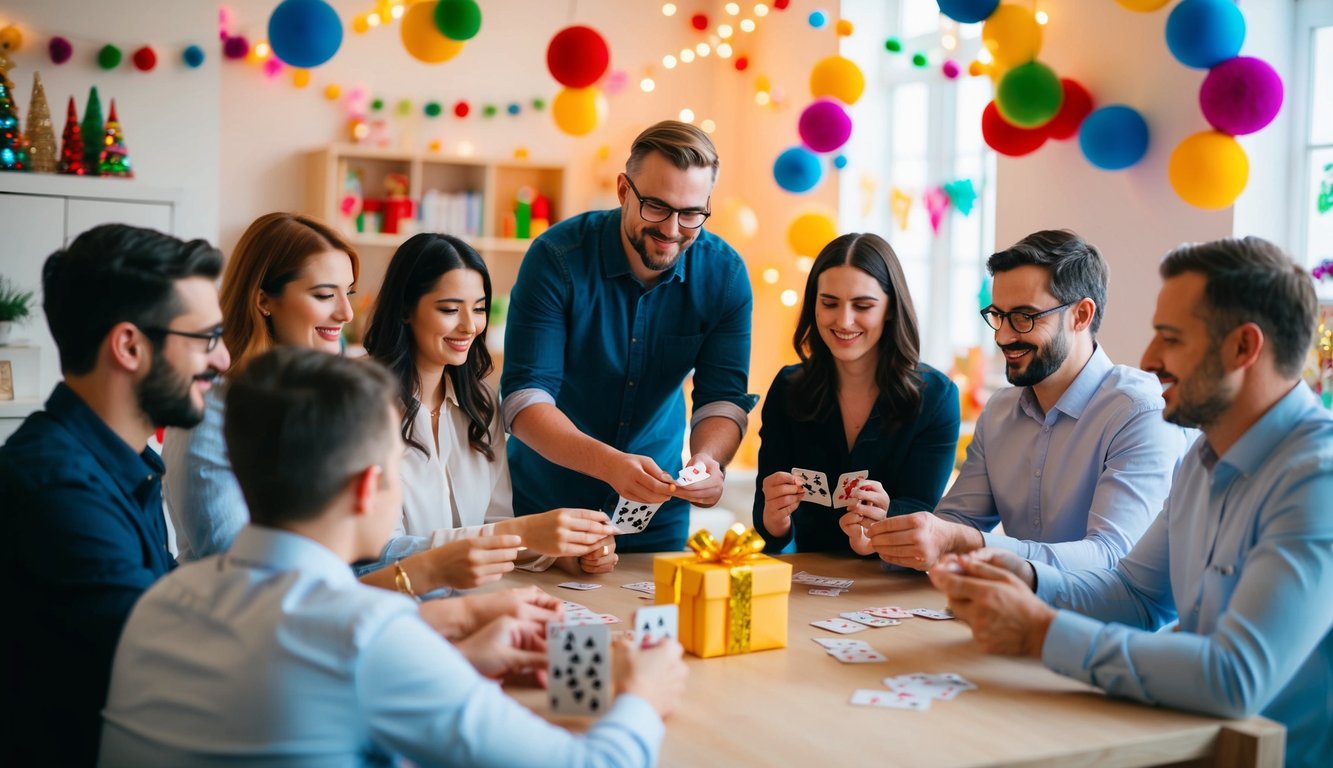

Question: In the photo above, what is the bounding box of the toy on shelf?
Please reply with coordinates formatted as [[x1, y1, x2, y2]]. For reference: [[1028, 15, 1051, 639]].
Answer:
[[381, 172, 414, 235], [507, 185, 551, 239], [338, 168, 363, 231]]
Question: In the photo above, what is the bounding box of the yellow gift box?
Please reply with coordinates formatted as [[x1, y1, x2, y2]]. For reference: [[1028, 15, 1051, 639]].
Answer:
[[653, 525, 792, 658]]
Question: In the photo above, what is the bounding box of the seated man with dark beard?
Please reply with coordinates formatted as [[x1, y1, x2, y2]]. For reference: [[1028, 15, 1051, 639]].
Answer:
[[0, 224, 230, 766], [854, 230, 1188, 572]]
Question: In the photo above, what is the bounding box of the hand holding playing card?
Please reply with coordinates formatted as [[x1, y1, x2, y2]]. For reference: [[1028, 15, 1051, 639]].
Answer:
[[426, 534, 524, 589], [573, 535, 618, 575], [927, 555, 1056, 657], [847, 479, 890, 521], [867, 511, 977, 571], [603, 452, 675, 505], [760, 471, 802, 537], [505, 508, 619, 557], [669, 453, 724, 507], [613, 633, 689, 719]]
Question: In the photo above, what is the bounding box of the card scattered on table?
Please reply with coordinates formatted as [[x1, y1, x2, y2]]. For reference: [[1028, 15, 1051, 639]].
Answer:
[[884, 673, 977, 701], [850, 688, 930, 711], [840, 611, 900, 628], [863, 606, 913, 619], [793, 571, 854, 590], [610, 497, 664, 534], [809, 588, 847, 597], [792, 468, 831, 506], [621, 581, 656, 595], [560, 601, 619, 626], [547, 622, 611, 715], [908, 608, 955, 620], [825, 640, 886, 664], [558, 582, 602, 591], [811, 618, 868, 634]]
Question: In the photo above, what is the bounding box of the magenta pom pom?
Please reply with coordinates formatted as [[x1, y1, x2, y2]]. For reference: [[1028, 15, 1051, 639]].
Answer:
[[1199, 56, 1283, 136], [798, 99, 853, 153], [49, 36, 73, 65], [942, 59, 961, 79], [223, 35, 250, 60]]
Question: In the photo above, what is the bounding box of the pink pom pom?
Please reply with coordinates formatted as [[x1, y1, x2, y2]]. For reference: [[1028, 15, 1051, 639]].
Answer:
[[1199, 56, 1283, 136], [49, 36, 74, 65], [263, 57, 283, 78], [223, 35, 249, 60], [942, 59, 961, 79], [798, 99, 853, 153]]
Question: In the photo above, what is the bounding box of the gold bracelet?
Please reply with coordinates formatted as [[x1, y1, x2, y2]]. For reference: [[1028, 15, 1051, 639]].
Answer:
[[393, 561, 420, 602]]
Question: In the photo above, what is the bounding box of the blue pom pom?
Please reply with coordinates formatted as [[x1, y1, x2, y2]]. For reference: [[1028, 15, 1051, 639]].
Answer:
[[507, 102, 521, 115], [773, 147, 823, 193], [833, 154, 848, 169], [808, 10, 827, 28], [935, 0, 1001, 24], [1078, 105, 1150, 171], [182, 44, 205, 69], [1165, 0, 1245, 70], [268, 0, 343, 68]]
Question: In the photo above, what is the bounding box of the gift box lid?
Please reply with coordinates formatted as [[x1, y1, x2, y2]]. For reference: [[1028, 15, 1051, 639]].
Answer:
[[655, 553, 791, 600]]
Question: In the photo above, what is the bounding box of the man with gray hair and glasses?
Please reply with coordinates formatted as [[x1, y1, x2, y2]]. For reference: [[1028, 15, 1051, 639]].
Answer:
[[847, 230, 1187, 571]]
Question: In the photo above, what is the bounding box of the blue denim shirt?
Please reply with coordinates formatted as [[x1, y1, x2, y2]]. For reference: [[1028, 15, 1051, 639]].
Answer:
[[501, 209, 757, 552], [1, 383, 174, 766], [1035, 383, 1333, 768]]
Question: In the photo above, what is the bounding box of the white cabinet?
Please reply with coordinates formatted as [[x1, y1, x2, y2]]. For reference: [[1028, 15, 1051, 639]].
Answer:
[[0, 175, 179, 442]]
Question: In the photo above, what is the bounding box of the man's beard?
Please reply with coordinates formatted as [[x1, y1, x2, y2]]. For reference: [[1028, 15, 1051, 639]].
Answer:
[[136, 347, 215, 428], [1163, 347, 1230, 429], [628, 225, 685, 273], [1001, 326, 1069, 387]]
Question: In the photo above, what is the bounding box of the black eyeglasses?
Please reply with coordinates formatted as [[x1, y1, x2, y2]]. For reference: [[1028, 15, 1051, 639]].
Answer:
[[141, 324, 225, 352], [979, 302, 1075, 334], [624, 175, 711, 229]]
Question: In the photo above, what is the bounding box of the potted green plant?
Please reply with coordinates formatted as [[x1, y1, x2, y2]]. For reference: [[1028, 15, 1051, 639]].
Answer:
[[0, 277, 36, 346]]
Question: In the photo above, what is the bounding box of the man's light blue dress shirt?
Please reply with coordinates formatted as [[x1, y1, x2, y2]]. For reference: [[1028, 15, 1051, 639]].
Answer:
[[100, 525, 664, 767], [1034, 383, 1333, 767], [935, 346, 1188, 569]]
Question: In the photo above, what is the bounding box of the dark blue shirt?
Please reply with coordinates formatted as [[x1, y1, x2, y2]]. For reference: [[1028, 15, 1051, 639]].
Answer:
[[0, 383, 174, 766], [501, 209, 757, 552], [753, 364, 961, 554]]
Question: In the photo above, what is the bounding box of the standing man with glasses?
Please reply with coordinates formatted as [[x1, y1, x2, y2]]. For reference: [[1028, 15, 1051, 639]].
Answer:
[[0, 224, 230, 765], [502, 121, 756, 560], [858, 230, 1187, 571]]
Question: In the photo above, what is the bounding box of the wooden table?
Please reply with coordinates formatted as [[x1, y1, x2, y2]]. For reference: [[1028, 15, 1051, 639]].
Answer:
[[492, 552, 1283, 768]]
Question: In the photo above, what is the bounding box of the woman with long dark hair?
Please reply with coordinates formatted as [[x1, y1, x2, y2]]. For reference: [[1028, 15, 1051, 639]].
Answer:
[[754, 233, 960, 553], [364, 233, 619, 573]]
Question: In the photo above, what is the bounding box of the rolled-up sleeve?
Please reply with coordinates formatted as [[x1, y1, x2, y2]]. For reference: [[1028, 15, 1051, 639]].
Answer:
[[500, 241, 571, 431]]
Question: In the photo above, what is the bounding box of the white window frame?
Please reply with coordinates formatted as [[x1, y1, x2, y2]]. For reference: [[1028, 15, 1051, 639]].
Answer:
[[1290, 0, 1333, 272]]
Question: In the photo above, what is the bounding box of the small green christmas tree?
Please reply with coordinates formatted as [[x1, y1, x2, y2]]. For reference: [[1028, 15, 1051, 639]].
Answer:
[[98, 99, 132, 178], [80, 86, 103, 176], [0, 49, 28, 171]]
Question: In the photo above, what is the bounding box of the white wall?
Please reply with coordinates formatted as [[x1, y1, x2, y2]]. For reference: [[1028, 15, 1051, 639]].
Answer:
[[995, 0, 1298, 366], [1, 0, 220, 242]]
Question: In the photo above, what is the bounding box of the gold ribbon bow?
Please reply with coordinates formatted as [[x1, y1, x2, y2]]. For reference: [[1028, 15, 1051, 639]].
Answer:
[[679, 523, 766, 654]]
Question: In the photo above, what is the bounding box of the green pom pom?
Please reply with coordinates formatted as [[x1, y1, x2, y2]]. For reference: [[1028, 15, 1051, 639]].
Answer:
[[995, 61, 1063, 128], [884, 37, 902, 53], [98, 44, 123, 70], [435, 0, 482, 41], [911, 51, 928, 67], [371, 98, 384, 112], [424, 101, 443, 118], [396, 99, 413, 116], [482, 104, 498, 118], [531, 97, 546, 111]]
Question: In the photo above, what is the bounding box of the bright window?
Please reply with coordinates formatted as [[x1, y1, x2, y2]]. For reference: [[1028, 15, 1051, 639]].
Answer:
[[1296, 2, 1333, 281], [839, 0, 996, 370]]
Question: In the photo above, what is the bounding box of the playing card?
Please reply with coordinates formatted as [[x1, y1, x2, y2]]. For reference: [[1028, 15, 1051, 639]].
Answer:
[[833, 470, 870, 510], [812, 637, 865, 650], [793, 571, 854, 590], [558, 582, 602, 591], [908, 608, 955, 620], [791, 467, 832, 507], [621, 581, 656, 595], [850, 688, 930, 711], [863, 606, 912, 619], [885, 673, 976, 701], [547, 623, 611, 716], [811, 618, 868, 634], [675, 461, 710, 487], [832, 646, 888, 663], [610, 496, 664, 534], [840, 611, 900, 628], [633, 603, 678, 647], [809, 588, 846, 597]]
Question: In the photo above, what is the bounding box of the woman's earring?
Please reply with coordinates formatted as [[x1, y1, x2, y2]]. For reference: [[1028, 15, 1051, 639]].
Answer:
[[261, 309, 271, 317]]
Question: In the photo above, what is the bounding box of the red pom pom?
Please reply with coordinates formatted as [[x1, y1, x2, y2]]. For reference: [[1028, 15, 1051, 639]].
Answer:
[[734, 56, 749, 72], [691, 13, 709, 31], [546, 25, 610, 88], [132, 46, 158, 72], [454, 100, 470, 118], [982, 100, 1048, 157], [1044, 79, 1094, 141], [774, 0, 791, 9]]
